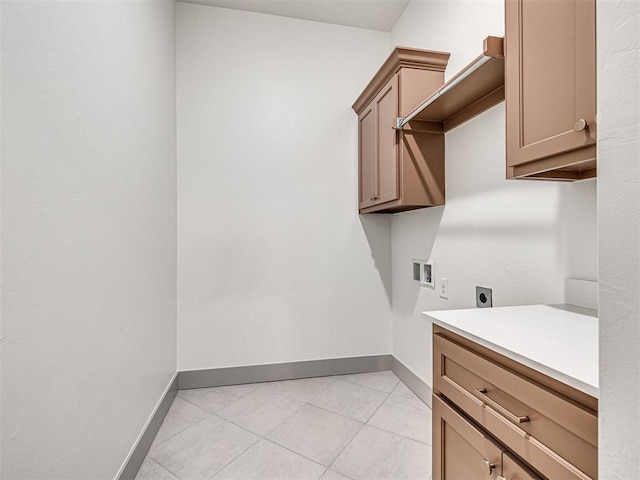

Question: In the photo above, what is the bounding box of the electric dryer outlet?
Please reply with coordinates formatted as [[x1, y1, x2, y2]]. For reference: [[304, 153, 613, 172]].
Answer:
[[476, 286, 492, 307]]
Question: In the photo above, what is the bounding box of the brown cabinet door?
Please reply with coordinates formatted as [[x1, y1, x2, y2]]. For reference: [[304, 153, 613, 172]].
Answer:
[[373, 74, 399, 205], [358, 103, 376, 210], [433, 395, 504, 480], [501, 452, 541, 480], [505, 0, 596, 169]]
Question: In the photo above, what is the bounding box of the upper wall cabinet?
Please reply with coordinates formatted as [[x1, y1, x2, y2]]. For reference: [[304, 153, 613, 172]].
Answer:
[[505, 0, 596, 181], [353, 48, 450, 214]]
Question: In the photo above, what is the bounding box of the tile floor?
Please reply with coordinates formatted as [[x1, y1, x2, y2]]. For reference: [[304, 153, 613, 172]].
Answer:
[[136, 370, 432, 480]]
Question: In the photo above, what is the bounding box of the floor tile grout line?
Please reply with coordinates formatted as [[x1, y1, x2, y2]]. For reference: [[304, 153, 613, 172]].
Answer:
[[262, 437, 333, 471], [146, 457, 181, 480], [390, 388, 426, 405], [305, 378, 399, 423], [323, 377, 397, 477], [327, 421, 431, 480], [322, 385, 397, 474], [214, 384, 307, 438], [177, 382, 262, 414], [277, 373, 394, 418], [146, 449, 185, 480], [364, 423, 433, 447], [364, 386, 395, 424], [259, 396, 366, 473], [151, 390, 261, 462], [365, 422, 433, 446], [321, 461, 357, 480], [301, 400, 366, 425], [365, 389, 434, 445], [324, 468, 357, 480], [261, 376, 338, 404], [390, 377, 429, 407], [175, 392, 218, 414], [256, 399, 308, 439], [209, 411, 270, 440], [326, 421, 366, 474], [290, 376, 381, 475], [149, 412, 264, 479], [204, 432, 262, 480], [334, 374, 400, 395], [363, 386, 434, 445], [148, 410, 216, 453], [149, 383, 280, 463]]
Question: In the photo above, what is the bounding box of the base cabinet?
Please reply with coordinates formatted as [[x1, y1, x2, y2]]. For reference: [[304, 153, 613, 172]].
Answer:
[[433, 395, 504, 480], [433, 325, 598, 480]]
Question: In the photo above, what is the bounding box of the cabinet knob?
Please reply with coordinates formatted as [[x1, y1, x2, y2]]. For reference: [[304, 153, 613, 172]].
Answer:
[[482, 459, 496, 475], [573, 118, 588, 132]]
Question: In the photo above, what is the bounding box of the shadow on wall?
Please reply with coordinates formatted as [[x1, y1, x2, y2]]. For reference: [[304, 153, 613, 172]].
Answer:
[[359, 213, 393, 303], [391, 206, 445, 316]]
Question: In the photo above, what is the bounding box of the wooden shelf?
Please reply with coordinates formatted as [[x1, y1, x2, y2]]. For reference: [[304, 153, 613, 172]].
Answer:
[[400, 36, 504, 132]]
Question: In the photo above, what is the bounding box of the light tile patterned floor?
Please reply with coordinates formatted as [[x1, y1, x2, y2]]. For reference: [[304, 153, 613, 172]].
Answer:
[[136, 371, 432, 480]]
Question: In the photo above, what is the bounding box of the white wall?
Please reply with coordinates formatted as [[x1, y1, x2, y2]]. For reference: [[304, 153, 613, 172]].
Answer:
[[564, 178, 597, 281], [598, 0, 640, 477], [389, 0, 598, 385], [177, 3, 392, 370], [0, 1, 177, 479]]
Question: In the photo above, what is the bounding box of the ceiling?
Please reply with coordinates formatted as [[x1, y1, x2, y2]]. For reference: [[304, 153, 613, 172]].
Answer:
[[178, 0, 411, 32]]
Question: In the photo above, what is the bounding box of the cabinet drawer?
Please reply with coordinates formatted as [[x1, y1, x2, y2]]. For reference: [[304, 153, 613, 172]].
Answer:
[[433, 394, 504, 480], [434, 331, 597, 479], [501, 452, 541, 480]]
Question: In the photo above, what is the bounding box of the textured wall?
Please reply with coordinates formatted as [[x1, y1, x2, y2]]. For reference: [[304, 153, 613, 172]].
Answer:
[[1, 1, 177, 478], [597, 0, 640, 477]]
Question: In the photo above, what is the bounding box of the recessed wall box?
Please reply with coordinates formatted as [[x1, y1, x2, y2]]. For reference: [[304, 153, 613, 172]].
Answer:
[[421, 261, 435, 288], [413, 259, 435, 287], [413, 261, 421, 284]]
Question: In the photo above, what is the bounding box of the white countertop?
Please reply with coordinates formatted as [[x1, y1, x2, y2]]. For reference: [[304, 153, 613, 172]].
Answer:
[[423, 304, 599, 398]]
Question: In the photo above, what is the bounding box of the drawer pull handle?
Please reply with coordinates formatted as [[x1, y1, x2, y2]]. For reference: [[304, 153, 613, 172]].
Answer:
[[482, 459, 496, 475], [476, 388, 530, 424]]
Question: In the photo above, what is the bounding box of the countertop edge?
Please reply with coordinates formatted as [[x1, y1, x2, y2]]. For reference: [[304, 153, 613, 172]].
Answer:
[[423, 311, 599, 399]]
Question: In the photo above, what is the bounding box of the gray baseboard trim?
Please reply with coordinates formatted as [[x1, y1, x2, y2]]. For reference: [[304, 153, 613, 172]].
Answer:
[[117, 372, 178, 480], [392, 356, 432, 408], [178, 354, 394, 390]]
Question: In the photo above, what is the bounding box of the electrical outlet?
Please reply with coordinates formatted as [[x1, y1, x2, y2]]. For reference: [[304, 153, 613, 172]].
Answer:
[[439, 278, 448, 299], [476, 286, 492, 308]]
